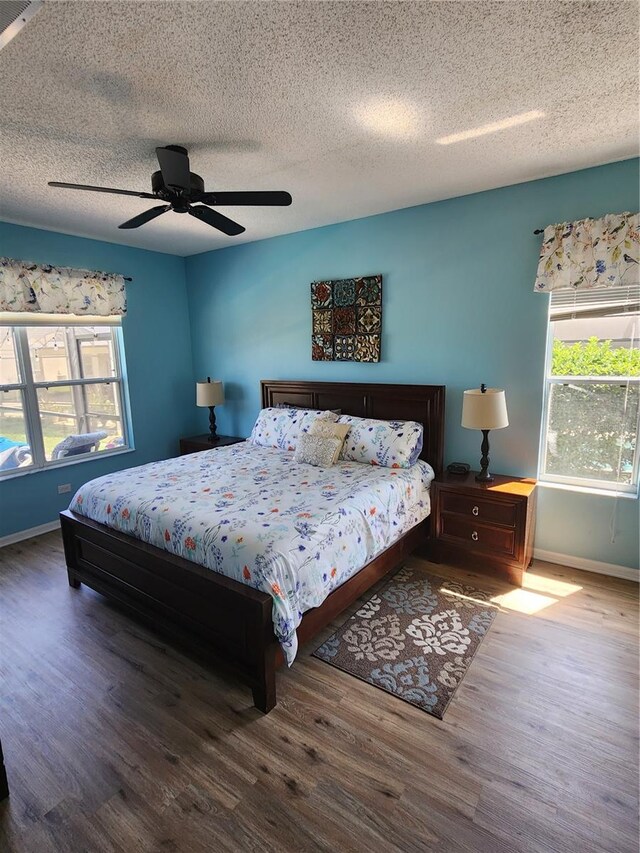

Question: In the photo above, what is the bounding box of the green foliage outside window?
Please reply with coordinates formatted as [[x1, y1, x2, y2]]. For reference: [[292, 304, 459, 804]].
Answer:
[[546, 337, 639, 484], [551, 336, 640, 377]]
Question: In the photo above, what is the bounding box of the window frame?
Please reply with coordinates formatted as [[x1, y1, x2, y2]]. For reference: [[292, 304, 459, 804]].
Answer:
[[538, 295, 640, 497], [0, 321, 133, 478]]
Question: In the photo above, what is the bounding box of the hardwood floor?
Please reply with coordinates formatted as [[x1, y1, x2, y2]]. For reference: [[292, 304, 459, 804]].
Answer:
[[0, 531, 637, 852]]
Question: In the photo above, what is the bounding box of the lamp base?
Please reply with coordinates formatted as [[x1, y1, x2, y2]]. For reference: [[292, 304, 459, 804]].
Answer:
[[475, 429, 493, 482], [208, 406, 218, 442]]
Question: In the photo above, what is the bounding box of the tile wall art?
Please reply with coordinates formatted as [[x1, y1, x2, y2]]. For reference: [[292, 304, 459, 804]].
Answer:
[[311, 275, 382, 362]]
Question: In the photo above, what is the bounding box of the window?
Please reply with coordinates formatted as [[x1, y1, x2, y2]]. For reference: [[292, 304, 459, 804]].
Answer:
[[539, 285, 640, 494], [0, 316, 131, 476]]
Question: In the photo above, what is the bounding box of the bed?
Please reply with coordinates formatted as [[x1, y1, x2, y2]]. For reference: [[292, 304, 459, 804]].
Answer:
[[60, 380, 445, 712]]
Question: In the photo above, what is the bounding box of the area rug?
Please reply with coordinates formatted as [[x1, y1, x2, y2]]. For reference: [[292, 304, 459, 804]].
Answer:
[[312, 566, 498, 719]]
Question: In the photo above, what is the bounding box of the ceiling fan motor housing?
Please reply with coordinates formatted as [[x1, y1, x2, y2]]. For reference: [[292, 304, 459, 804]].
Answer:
[[151, 170, 204, 199]]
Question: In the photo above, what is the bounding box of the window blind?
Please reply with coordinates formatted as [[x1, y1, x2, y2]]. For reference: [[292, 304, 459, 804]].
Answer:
[[550, 285, 640, 321], [0, 312, 121, 327]]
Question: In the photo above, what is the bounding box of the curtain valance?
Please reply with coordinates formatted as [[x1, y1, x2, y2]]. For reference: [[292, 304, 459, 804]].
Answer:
[[534, 211, 639, 293], [0, 257, 127, 316]]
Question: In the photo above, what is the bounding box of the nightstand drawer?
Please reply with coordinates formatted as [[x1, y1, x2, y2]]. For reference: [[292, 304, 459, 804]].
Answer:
[[440, 491, 518, 527], [440, 513, 516, 558]]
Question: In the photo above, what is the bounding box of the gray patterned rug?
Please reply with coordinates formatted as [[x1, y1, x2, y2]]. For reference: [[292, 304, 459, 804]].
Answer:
[[312, 566, 498, 719]]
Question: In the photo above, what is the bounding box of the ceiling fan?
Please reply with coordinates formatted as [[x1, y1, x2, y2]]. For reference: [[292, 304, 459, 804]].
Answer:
[[48, 145, 292, 236]]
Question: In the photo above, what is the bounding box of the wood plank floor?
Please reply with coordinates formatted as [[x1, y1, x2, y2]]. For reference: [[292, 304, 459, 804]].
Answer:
[[0, 531, 638, 852]]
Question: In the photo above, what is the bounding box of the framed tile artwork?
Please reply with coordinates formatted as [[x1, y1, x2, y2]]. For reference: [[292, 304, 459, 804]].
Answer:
[[311, 275, 382, 362]]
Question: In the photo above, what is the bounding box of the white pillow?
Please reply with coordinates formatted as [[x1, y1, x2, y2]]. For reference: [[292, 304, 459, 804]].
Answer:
[[294, 433, 344, 467], [309, 420, 351, 442], [250, 407, 338, 451], [338, 415, 424, 468]]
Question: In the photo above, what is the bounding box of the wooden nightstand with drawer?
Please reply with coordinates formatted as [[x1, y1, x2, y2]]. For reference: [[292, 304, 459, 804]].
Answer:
[[179, 434, 245, 455], [430, 471, 537, 586]]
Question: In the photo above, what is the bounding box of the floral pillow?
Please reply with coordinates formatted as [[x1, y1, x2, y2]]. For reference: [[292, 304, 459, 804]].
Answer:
[[250, 407, 339, 451], [338, 415, 424, 468], [274, 402, 342, 415]]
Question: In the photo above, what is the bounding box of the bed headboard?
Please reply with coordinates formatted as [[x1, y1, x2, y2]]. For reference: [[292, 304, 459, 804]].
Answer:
[[261, 380, 446, 476]]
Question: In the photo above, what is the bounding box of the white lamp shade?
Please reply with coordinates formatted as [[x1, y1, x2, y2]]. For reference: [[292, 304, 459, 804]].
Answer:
[[196, 380, 224, 407], [461, 388, 508, 430]]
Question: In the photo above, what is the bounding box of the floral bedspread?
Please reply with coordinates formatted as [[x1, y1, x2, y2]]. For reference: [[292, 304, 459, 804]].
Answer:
[[70, 442, 434, 664]]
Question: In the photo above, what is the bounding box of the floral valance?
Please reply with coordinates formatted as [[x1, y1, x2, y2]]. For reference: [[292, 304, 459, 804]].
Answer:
[[0, 256, 127, 316], [534, 211, 639, 292]]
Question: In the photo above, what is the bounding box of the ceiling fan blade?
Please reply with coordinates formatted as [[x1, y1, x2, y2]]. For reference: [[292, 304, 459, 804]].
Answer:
[[188, 205, 245, 236], [156, 146, 191, 192], [199, 191, 292, 207], [118, 205, 171, 230], [48, 181, 156, 199]]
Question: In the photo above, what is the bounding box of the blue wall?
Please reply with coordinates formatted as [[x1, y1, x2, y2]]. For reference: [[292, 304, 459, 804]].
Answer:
[[2, 161, 638, 569], [186, 158, 639, 570], [0, 222, 197, 537]]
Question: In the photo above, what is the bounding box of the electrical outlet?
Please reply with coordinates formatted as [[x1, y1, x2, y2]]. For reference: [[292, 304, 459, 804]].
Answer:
[[57, 483, 71, 495]]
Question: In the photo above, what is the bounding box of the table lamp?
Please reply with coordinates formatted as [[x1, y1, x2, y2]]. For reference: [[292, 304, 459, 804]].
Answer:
[[461, 384, 509, 482], [196, 377, 224, 442]]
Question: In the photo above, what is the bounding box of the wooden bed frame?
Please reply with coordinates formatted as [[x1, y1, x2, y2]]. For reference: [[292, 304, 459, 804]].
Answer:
[[60, 380, 445, 712]]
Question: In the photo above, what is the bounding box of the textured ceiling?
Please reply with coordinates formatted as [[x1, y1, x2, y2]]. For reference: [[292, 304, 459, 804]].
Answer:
[[0, 1, 638, 256]]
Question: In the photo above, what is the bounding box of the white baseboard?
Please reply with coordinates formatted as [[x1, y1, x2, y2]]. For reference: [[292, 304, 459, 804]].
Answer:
[[533, 548, 639, 582], [0, 519, 61, 549]]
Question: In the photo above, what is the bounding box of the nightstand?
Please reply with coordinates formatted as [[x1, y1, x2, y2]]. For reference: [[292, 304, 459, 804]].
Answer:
[[179, 434, 245, 455], [430, 471, 537, 586]]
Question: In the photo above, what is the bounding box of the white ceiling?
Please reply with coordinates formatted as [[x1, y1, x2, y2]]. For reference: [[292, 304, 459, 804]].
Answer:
[[0, 1, 638, 257]]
